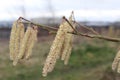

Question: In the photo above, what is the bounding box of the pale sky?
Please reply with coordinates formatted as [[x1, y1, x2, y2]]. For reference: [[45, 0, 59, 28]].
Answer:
[[0, 0, 120, 21]]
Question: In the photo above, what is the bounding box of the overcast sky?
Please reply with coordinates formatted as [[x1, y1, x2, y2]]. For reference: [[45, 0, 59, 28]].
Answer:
[[0, 0, 120, 22]]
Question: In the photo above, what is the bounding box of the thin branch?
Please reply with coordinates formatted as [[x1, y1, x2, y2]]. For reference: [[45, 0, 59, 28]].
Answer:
[[17, 17, 120, 42], [69, 32, 120, 42], [18, 17, 58, 31], [75, 22, 99, 35], [63, 16, 120, 42]]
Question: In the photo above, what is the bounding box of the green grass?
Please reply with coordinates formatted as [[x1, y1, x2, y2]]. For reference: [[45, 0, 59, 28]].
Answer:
[[0, 39, 118, 80]]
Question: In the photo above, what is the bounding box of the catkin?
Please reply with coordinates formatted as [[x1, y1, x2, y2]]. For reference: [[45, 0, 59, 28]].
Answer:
[[117, 61, 120, 73], [61, 22, 73, 60], [9, 21, 17, 60], [42, 13, 76, 77], [24, 26, 38, 59], [42, 22, 66, 77], [64, 42, 72, 65], [112, 50, 120, 71], [13, 27, 31, 66], [14, 22, 24, 60], [19, 23, 25, 44], [61, 15, 76, 65]]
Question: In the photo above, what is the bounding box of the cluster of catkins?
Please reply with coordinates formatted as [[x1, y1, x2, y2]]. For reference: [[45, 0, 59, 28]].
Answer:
[[9, 13, 76, 77], [112, 49, 120, 72], [9, 21, 38, 66], [42, 15, 76, 76]]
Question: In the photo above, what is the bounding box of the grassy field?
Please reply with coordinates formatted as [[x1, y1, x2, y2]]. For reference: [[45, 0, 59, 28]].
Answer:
[[0, 36, 119, 80]]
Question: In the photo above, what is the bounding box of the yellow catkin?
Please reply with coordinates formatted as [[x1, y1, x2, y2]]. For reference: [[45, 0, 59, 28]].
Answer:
[[13, 22, 23, 60], [19, 23, 25, 44], [17, 22, 25, 59], [9, 21, 17, 60], [61, 14, 76, 65], [13, 27, 31, 66], [117, 61, 120, 73], [42, 13, 76, 76], [63, 27, 75, 65], [42, 22, 66, 77], [61, 22, 72, 60], [64, 44, 72, 65], [112, 50, 120, 71], [24, 26, 38, 59]]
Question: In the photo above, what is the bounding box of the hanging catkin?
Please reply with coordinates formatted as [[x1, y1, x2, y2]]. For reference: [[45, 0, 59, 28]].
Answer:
[[19, 22, 25, 45], [61, 14, 76, 65], [42, 13, 76, 77], [9, 21, 17, 60], [61, 23, 74, 61], [64, 42, 72, 65], [117, 61, 120, 73], [13, 27, 31, 66], [24, 26, 38, 59], [42, 22, 66, 77], [112, 50, 120, 71], [14, 22, 25, 61]]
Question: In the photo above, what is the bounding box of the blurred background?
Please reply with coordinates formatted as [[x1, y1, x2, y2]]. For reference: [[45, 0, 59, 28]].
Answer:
[[0, 0, 120, 80]]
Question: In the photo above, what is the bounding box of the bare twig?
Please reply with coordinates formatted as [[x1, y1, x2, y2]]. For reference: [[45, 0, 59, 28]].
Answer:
[[17, 17, 120, 42], [75, 22, 99, 35], [63, 16, 120, 42], [18, 17, 58, 31], [69, 32, 120, 42]]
